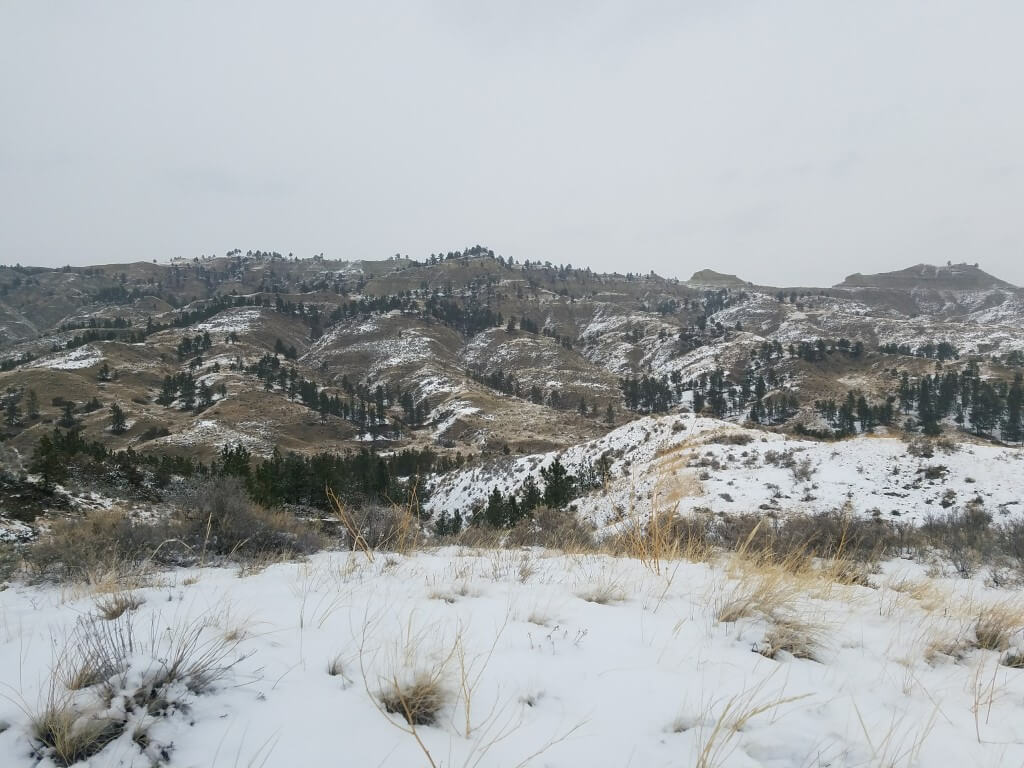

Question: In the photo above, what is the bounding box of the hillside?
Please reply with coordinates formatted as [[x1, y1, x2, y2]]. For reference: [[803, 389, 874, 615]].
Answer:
[[1, 250, 1023, 538], [837, 262, 1017, 291]]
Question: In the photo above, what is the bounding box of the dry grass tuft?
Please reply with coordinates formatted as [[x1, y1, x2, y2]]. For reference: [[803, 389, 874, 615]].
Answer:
[[379, 672, 448, 726], [924, 626, 973, 664], [886, 576, 947, 612], [693, 675, 810, 768], [93, 591, 143, 621], [576, 577, 627, 605], [758, 615, 828, 661], [1001, 650, 1024, 668], [715, 564, 800, 624], [31, 700, 124, 768], [973, 600, 1024, 652]]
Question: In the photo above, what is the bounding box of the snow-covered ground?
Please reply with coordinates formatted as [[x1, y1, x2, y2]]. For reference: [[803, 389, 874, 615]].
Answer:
[[28, 345, 103, 371], [3, 550, 1024, 766], [149, 418, 276, 456], [193, 308, 266, 334], [427, 416, 1024, 526]]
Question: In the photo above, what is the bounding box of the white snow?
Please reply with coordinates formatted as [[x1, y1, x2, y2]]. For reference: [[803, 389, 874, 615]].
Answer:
[[427, 415, 1024, 526], [193, 308, 265, 334], [2, 551, 1024, 766], [150, 419, 275, 456], [29, 344, 103, 370]]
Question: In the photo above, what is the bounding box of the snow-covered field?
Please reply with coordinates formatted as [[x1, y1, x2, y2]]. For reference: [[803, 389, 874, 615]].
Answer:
[[3, 550, 1024, 767], [427, 416, 1024, 526]]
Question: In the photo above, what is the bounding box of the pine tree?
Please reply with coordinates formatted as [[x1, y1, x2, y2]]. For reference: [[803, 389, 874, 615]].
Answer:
[[4, 399, 20, 426], [918, 379, 941, 436], [110, 402, 127, 434], [520, 475, 542, 513], [1002, 374, 1023, 444], [26, 388, 39, 419], [157, 376, 176, 406], [59, 402, 76, 428], [484, 486, 507, 528], [540, 458, 575, 508]]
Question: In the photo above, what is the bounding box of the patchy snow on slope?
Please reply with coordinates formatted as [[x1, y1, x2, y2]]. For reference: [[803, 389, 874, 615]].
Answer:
[[430, 400, 481, 440], [194, 307, 265, 334], [428, 415, 1024, 526], [151, 419, 275, 456], [3, 550, 1024, 767], [29, 344, 103, 370]]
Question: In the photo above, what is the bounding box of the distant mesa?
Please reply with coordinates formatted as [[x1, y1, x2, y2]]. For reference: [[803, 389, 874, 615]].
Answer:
[[688, 269, 749, 287], [836, 262, 1016, 291]]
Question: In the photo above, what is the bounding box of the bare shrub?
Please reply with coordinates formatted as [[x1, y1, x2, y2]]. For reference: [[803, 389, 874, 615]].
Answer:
[[920, 505, 992, 578], [505, 506, 596, 551], [705, 432, 753, 446], [715, 508, 896, 566], [791, 458, 815, 482], [347, 503, 420, 551], [906, 438, 935, 458], [996, 519, 1024, 570], [183, 477, 322, 561], [26, 509, 175, 583]]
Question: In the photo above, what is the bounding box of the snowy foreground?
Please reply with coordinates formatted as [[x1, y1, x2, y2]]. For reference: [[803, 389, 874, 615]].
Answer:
[[3, 549, 1024, 767]]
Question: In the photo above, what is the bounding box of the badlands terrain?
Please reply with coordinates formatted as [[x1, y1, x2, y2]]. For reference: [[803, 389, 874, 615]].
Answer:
[[1, 250, 1023, 767]]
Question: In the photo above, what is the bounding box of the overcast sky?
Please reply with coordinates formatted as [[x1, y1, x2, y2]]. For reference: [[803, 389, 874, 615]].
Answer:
[[2, 1, 1022, 286]]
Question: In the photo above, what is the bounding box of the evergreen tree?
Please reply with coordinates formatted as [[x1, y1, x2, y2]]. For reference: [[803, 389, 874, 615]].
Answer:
[[59, 402, 76, 428], [540, 458, 575, 508], [26, 388, 39, 419], [484, 486, 506, 528], [4, 398, 20, 426], [157, 376, 176, 406], [109, 402, 127, 434], [520, 475, 542, 513], [1002, 374, 1023, 444], [918, 379, 940, 436]]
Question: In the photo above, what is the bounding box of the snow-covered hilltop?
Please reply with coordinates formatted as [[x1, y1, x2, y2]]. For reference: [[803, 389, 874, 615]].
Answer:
[[427, 415, 1024, 527]]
